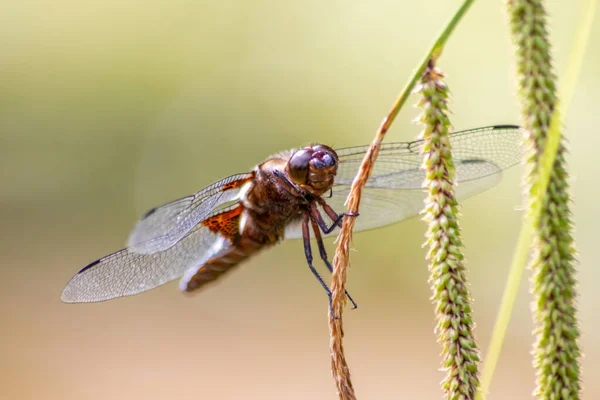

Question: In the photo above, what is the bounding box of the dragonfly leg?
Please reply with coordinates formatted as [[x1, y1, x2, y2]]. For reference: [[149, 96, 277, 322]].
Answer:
[[302, 213, 336, 316], [310, 202, 359, 234], [310, 217, 358, 310], [273, 169, 308, 201]]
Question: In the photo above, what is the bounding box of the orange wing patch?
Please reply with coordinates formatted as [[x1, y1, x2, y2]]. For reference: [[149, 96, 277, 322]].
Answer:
[[202, 206, 243, 240], [221, 174, 253, 191]]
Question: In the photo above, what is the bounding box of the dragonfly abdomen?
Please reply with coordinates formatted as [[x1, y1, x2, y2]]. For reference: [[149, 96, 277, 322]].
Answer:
[[181, 235, 266, 292]]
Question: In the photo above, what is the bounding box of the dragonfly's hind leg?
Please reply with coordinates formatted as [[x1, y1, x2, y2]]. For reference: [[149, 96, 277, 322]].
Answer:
[[301, 213, 336, 316], [309, 216, 358, 310]]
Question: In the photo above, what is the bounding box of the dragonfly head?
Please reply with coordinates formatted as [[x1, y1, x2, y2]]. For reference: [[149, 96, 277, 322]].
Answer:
[[286, 144, 338, 197]]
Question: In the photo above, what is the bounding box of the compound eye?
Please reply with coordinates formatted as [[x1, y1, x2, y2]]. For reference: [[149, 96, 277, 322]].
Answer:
[[288, 148, 313, 184], [311, 145, 337, 169]]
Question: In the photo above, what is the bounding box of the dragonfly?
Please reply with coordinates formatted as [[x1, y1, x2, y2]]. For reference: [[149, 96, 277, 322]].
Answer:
[[61, 125, 522, 307]]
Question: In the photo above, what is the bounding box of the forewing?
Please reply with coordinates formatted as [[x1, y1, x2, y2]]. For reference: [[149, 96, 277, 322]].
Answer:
[[285, 125, 522, 238], [61, 224, 230, 303], [128, 173, 252, 254]]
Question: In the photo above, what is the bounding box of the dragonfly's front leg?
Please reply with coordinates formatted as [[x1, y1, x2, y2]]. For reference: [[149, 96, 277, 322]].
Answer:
[[310, 201, 358, 235], [273, 169, 308, 202]]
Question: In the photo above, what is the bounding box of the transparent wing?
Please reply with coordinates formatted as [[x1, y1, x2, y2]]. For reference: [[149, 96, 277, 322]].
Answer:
[[61, 224, 230, 303], [128, 173, 252, 254], [285, 125, 522, 239]]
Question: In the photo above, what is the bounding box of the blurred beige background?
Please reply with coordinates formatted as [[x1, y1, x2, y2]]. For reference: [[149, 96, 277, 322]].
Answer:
[[1, 1, 598, 399]]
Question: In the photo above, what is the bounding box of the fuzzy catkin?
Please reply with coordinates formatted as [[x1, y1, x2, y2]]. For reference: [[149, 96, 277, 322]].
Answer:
[[416, 64, 481, 400], [507, 0, 582, 398]]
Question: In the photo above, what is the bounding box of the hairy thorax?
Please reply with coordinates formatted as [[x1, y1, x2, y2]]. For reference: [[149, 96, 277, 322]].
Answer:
[[240, 154, 306, 246]]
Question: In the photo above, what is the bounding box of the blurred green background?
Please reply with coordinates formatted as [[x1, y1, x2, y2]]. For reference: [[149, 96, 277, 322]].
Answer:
[[1, 1, 598, 399]]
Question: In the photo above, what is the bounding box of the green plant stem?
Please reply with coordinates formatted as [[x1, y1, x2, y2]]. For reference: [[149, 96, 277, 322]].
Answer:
[[378, 0, 475, 135]]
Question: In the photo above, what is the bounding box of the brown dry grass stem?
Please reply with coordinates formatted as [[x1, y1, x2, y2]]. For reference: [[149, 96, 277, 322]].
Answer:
[[326, 39, 433, 400], [327, 109, 388, 400], [327, 2, 475, 399], [327, 48, 431, 400]]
